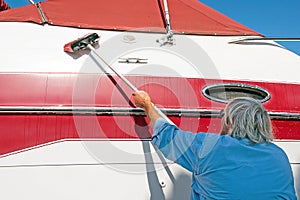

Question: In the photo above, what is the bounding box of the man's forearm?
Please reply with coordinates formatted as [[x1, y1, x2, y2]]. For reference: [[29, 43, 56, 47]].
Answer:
[[132, 91, 162, 129], [143, 102, 161, 129]]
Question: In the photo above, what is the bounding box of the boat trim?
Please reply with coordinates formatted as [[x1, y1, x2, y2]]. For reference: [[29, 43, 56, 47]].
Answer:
[[229, 37, 300, 44], [0, 106, 299, 120]]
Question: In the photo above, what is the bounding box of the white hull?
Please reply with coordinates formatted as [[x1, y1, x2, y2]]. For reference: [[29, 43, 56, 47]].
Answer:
[[0, 140, 298, 199]]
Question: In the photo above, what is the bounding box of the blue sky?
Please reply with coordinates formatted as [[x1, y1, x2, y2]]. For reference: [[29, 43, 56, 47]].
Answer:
[[200, 0, 300, 55], [5, 0, 300, 55]]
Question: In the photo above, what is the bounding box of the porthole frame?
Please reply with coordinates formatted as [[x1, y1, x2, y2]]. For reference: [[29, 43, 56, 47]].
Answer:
[[202, 83, 271, 104]]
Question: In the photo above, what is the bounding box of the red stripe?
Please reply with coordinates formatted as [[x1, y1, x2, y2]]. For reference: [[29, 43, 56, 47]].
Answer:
[[0, 73, 299, 111], [0, 73, 299, 155]]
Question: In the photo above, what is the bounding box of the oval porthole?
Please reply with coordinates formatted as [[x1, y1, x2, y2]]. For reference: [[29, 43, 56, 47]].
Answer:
[[202, 83, 270, 103]]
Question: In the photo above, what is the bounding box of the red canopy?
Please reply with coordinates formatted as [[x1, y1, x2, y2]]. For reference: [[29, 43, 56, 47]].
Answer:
[[0, 0, 10, 11], [0, 0, 261, 36]]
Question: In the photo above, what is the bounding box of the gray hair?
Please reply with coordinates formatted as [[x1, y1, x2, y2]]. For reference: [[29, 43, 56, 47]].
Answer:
[[222, 97, 273, 144]]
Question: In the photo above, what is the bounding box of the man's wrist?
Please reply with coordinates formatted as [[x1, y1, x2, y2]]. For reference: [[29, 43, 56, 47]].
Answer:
[[143, 101, 154, 112]]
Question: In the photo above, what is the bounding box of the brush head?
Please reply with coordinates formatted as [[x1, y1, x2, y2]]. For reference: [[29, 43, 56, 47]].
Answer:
[[64, 33, 100, 53]]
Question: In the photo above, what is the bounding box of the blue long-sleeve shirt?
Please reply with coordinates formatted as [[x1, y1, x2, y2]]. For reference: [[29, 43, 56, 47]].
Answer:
[[152, 118, 297, 200]]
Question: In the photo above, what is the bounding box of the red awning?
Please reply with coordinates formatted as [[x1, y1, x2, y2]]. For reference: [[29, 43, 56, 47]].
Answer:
[[0, 0, 10, 11], [0, 0, 261, 36]]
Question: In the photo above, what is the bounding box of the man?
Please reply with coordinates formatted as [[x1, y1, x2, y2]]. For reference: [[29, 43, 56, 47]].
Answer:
[[0, 0, 10, 12], [133, 91, 297, 199]]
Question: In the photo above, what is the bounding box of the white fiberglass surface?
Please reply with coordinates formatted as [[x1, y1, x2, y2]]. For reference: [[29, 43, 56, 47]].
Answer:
[[0, 22, 299, 84], [0, 140, 192, 200], [0, 140, 298, 198]]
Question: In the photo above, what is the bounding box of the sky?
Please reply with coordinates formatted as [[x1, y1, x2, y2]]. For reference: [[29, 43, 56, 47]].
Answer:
[[199, 0, 300, 55], [4, 0, 300, 55]]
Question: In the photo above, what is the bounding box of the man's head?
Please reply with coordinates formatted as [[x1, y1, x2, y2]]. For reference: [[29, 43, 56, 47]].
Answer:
[[221, 97, 273, 144]]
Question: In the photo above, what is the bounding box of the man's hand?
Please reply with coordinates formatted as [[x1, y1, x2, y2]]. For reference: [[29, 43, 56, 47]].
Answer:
[[132, 91, 160, 128], [132, 91, 153, 110]]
